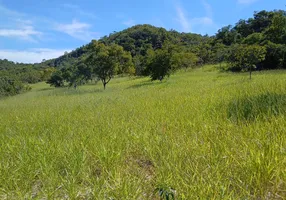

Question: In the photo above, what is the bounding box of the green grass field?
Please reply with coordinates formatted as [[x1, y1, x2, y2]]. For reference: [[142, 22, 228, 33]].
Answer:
[[1, 68, 286, 199]]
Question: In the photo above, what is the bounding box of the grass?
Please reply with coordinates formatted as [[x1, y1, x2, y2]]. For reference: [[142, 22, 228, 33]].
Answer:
[[0, 67, 286, 199]]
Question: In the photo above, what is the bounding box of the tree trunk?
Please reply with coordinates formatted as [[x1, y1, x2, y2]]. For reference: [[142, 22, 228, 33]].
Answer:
[[103, 82, 106, 90]]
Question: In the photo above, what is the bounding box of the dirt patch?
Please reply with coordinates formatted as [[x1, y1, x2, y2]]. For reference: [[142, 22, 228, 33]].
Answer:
[[125, 154, 155, 181]]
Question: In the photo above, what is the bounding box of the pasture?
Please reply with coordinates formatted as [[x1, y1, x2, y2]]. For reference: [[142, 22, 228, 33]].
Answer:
[[0, 68, 286, 199]]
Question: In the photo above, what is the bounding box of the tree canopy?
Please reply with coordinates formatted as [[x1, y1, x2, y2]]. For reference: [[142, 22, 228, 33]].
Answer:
[[85, 41, 134, 89]]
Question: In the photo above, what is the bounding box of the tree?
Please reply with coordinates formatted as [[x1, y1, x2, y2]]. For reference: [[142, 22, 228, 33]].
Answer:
[[46, 71, 64, 87], [76, 63, 93, 82], [265, 12, 286, 44], [171, 52, 198, 71], [67, 68, 84, 89], [86, 41, 134, 89], [242, 33, 265, 45], [264, 42, 286, 69], [212, 43, 228, 67], [251, 10, 274, 33], [227, 44, 267, 79], [0, 76, 30, 97], [216, 25, 241, 45], [234, 19, 253, 38], [146, 42, 178, 81], [133, 54, 145, 76], [41, 67, 57, 81]]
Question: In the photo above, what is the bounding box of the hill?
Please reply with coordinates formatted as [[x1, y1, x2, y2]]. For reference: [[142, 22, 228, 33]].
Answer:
[[1, 9, 285, 71], [43, 9, 286, 71], [43, 24, 211, 69]]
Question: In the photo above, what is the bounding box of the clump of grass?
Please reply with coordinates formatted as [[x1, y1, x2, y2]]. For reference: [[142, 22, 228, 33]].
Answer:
[[154, 184, 176, 200], [228, 92, 286, 122]]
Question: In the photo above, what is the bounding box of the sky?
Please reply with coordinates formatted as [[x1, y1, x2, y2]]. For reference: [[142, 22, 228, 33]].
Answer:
[[0, 0, 285, 63]]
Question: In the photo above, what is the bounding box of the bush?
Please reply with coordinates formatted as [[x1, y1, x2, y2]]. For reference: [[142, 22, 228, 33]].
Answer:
[[46, 71, 65, 87], [0, 76, 31, 97]]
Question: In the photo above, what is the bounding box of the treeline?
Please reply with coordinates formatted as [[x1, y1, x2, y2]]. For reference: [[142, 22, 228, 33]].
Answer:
[[44, 25, 212, 71], [46, 25, 216, 89], [47, 40, 200, 89], [0, 59, 56, 97], [216, 10, 286, 71]]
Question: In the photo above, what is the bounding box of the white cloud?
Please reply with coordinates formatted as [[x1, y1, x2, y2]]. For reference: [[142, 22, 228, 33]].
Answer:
[[14, 18, 33, 25], [192, 17, 214, 26], [0, 4, 23, 17], [0, 26, 42, 41], [238, 0, 259, 4], [116, 14, 136, 27], [176, 6, 191, 32], [123, 19, 136, 27], [61, 4, 98, 20], [0, 48, 71, 63], [202, 0, 212, 17], [0, 4, 43, 42], [55, 19, 98, 41], [175, 0, 216, 34]]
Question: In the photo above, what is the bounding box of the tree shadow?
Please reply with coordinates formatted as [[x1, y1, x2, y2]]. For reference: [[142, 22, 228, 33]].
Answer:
[[38, 87, 55, 91], [51, 88, 103, 96], [127, 81, 162, 89], [227, 93, 286, 122]]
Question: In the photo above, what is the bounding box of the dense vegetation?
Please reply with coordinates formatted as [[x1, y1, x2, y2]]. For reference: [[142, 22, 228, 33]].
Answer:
[[0, 59, 56, 97], [217, 10, 286, 70], [1, 68, 286, 199]]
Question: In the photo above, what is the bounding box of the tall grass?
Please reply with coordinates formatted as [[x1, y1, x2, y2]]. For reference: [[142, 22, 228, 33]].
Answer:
[[0, 68, 286, 199]]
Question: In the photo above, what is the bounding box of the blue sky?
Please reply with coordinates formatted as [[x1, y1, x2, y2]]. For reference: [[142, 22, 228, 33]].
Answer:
[[0, 0, 284, 63]]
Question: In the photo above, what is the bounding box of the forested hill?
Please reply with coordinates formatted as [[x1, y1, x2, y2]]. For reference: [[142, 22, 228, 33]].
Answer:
[[2, 9, 285, 70], [43, 9, 286, 70], [43, 24, 212, 69]]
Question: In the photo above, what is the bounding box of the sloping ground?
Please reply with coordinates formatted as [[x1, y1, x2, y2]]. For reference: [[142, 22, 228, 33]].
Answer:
[[0, 69, 286, 199]]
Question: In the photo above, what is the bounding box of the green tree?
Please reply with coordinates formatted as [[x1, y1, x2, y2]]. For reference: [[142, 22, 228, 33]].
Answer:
[[41, 67, 57, 81], [212, 43, 228, 67], [133, 54, 145, 76], [146, 42, 178, 81], [171, 52, 198, 71], [216, 25, 241, 45], [228, 44, 267, 79], [46, 71, 64, 87], [264, 42, 286, 69], [242, 33, 265, 45], [0, 76, 30, 97], [76, 63, 93, 82], [265, 12, 286, 44], [86, 41, 134, 89]]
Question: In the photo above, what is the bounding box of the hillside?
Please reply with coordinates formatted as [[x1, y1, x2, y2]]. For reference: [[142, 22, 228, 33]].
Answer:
[[43, 10, 286, 71], [1, 10, 285, 71], [1, 9, 286, 97], [1, 68, 286, 199], [43, 24, 211, 69]]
